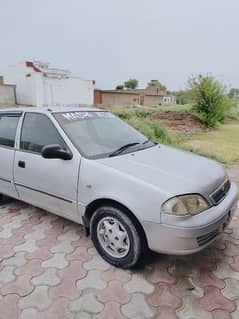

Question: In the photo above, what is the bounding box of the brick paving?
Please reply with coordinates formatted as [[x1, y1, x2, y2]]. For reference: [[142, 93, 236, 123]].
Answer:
[[0, 166, 238, 319]]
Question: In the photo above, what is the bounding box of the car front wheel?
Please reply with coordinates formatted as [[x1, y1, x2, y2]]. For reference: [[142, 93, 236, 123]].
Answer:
[[0, 194, 11, 205], [90, 205, 146, 268]]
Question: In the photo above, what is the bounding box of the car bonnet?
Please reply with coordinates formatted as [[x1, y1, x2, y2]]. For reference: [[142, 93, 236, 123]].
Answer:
[[97, 144, 226, 197]]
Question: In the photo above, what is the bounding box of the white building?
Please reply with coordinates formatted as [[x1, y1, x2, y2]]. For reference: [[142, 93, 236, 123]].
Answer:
[[162, 95, 176, 105], [8, 61, 94, 107], [0, 76, 16, 106]]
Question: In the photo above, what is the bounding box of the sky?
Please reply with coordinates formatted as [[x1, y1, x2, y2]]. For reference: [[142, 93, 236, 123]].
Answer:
[[0, 0, 238, 90]]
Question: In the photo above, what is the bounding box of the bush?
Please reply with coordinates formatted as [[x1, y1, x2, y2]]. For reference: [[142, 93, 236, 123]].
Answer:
[[152, 122, 172, 144], [110, 107, 172, 145], [111, 109, 134, 120], [127, 117, 172, 144], [189, 74, 233, 127], [134, 109, 154, 118], [128, 118, 155, 140]]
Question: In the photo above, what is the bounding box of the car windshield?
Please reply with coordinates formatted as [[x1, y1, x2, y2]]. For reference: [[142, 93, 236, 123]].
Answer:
[[54, 111, 152, 158]]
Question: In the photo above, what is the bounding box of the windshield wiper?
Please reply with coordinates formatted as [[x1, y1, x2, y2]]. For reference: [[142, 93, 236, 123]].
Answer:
[[108, 142, 141, 157], [142, 139, 158, 145]]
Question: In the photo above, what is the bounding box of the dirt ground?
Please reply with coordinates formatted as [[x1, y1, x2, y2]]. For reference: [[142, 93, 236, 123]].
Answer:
[[151, 111, 206, 135]]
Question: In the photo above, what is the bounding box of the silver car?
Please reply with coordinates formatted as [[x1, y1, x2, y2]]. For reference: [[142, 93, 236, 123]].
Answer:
[[0, 107, 238, 268]]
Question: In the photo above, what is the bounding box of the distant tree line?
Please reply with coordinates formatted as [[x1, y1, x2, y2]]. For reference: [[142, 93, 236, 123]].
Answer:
[[228, 88, 239, 99], [116, 79, 139, 90], [115, 79, 167, 91]]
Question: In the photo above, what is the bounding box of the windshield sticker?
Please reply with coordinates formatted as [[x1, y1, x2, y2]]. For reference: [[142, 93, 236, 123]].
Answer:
[[58, 111, 115, 123]]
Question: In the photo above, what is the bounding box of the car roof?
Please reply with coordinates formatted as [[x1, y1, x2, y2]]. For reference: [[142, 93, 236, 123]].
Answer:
[[0, 105, 105, 114]]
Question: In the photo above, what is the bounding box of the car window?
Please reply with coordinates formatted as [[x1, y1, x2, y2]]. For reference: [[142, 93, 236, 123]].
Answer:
[[0, 115, 19, 148], [20, 113, 66, 154]]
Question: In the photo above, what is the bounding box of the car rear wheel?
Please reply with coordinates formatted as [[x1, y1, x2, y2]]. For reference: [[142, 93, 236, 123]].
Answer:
[[90, 205, 146, 268]]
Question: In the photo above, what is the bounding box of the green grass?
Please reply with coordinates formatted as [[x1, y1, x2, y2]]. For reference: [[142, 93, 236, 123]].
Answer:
[[108, 108, 173, 145], [106, 104, 239, 165], [106, 103, 193, 115], [153, 103, 193, 112], [127, 117, 172, 145], [182, 121, 239, 165], [225, 103, 239, 121]]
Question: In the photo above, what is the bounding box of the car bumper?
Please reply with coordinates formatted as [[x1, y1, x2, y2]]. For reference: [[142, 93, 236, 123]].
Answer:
[[142, 182, 238, 255]]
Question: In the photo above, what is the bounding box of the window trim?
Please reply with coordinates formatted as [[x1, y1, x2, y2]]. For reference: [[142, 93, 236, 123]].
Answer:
[[0, 111, 23, 117], [19, 112, 69, 156], [0, 113, 22, 149]]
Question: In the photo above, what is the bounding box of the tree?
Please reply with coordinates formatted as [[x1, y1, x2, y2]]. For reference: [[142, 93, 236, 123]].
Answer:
[[124, 78, 138, 89], [188, 74, 233, 127], [147, 80, 167, 91], [229, 88, 239, 98], [167, 90, 192, 105], [115, 85, 124, 90]]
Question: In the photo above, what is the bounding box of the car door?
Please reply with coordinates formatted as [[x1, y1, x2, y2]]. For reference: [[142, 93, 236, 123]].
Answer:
[[14, 112, 81, 223], [0, 112, 21, 198]]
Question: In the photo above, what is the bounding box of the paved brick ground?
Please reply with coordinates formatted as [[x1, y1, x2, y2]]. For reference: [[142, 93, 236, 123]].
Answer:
[[0, 166, 238, 319]]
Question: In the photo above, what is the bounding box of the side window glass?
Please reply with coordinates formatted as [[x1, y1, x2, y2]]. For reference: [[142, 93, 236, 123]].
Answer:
[[20, 113, 66, 153], [0, 115, 19, 147]]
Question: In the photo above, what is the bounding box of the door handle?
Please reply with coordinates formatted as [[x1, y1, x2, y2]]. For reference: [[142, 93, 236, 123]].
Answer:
[[18, 161, 26, 168]]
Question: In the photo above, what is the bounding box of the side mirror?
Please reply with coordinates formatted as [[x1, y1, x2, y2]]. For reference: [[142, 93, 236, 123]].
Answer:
[[41, 144, 73, 160]]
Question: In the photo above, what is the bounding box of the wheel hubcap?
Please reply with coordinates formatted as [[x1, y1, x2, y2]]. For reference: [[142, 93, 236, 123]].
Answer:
[[97, 217, 130, 258]]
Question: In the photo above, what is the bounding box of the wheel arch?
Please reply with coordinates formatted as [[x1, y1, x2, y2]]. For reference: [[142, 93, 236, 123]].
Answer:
[[83, 198, 148, 249]]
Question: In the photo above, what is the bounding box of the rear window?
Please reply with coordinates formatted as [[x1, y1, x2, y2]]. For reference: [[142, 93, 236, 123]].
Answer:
[[0, 115, 19, 148]]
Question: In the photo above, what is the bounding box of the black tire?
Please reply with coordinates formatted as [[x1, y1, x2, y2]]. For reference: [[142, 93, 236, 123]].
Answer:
[[90, 205, 146, 269], [0, 194, 5, 204], [0, 194, 13, 205]]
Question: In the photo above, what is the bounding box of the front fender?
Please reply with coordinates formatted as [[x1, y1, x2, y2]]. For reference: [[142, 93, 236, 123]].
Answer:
[[78, 158, 170, 223]]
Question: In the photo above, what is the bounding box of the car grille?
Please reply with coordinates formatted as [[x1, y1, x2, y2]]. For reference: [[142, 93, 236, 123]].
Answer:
[[210, 179, 231, 205], [196, 228, 220, 246]]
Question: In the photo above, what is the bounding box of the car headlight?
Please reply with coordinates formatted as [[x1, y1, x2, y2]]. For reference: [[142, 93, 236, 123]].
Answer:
[[161, 194, 209, 216]]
